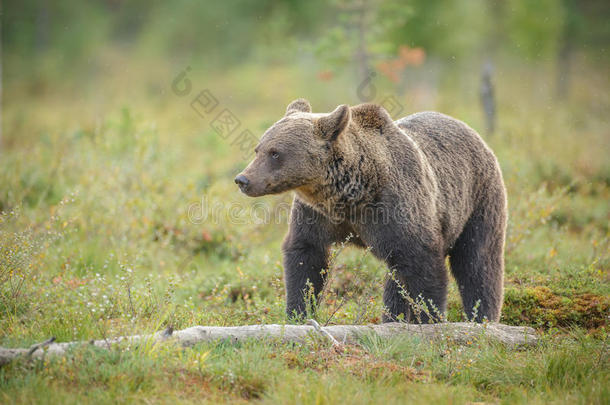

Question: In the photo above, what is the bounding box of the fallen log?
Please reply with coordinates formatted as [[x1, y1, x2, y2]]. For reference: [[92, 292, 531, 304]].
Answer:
[[0, 322, 537, 366]]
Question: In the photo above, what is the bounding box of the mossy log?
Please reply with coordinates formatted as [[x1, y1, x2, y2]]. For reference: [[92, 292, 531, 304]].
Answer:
[[0, 322, 537, 366]]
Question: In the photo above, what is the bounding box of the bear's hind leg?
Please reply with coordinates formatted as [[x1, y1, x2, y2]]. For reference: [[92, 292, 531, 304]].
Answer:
[[449, 196, 506, 322]]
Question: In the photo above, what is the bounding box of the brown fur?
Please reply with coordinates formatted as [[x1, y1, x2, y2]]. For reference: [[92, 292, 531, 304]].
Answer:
[[236, 99, 507, 323]]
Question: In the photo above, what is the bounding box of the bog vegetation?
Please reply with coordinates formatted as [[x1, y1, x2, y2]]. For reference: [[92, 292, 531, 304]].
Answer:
[[1, 1, 608, 403]]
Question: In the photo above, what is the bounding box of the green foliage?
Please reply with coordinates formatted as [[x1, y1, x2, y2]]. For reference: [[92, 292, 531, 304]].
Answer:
[[386, 0, 490, 59], [4, 0, 608, 84], [505, 0, 564, 59]]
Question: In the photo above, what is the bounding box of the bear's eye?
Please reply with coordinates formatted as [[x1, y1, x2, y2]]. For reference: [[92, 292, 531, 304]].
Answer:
[[270, 151, 280, 160]]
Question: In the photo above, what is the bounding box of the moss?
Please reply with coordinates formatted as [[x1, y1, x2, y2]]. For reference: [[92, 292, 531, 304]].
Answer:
[[502, 286, 609, 329]]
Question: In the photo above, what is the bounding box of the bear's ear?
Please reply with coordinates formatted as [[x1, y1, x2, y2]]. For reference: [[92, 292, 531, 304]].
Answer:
[[285, 98, 312, 115], [316, 104, 350, 142]]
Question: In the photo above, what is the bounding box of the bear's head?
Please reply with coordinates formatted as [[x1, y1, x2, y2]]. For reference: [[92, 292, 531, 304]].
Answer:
[[235, 98, 350, 197]]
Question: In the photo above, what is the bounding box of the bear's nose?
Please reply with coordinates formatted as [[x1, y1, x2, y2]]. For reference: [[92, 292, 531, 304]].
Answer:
[[234, 174, 250, 190]]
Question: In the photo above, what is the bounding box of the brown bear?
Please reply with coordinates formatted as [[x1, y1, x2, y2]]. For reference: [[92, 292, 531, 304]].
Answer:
[[235, 99, 507, 323]]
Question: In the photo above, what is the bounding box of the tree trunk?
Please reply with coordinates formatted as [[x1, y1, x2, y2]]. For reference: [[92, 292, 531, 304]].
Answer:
[[480, 61, 496, 135]]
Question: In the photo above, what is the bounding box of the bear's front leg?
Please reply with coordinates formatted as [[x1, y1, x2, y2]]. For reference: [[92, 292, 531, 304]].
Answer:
[[381, 257, 448, 324], [356, 220, 448, 323], [282, 201, 336, 321]]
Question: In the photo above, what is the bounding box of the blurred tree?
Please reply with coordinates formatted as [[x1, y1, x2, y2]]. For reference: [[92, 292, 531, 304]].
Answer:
[[385, 0, 488, 61], [314, 0, 413, 84], [478, 0, 504, 136], [35, 0, 49, 52], [505, 0, 564, 60], [3, 0, 110, 81], [484, 0, 506, 60], [555, 0, 610, 98], [480, 62, 495, 135], [556, 0, 579, 98]]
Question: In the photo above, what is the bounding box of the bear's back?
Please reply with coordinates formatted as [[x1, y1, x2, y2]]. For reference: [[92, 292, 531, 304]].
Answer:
[[395, 112, 490, 160], [394, 111, 498, 187], [394, 111, 503, 245]]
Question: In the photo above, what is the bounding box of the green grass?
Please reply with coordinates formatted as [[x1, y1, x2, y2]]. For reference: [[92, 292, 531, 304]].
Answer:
[[0, 56, 608, 403]]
